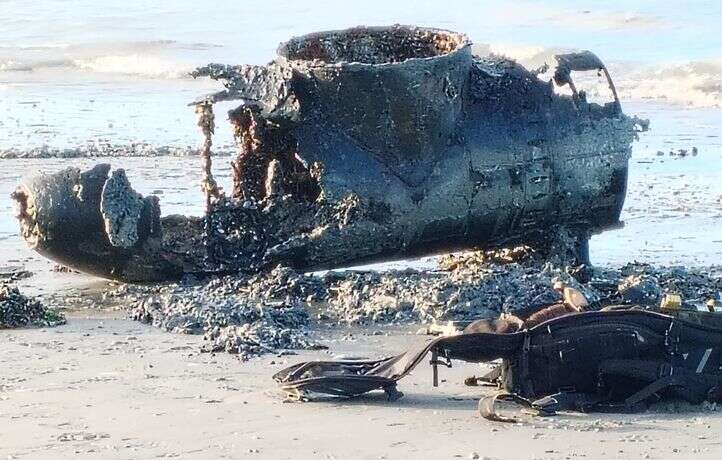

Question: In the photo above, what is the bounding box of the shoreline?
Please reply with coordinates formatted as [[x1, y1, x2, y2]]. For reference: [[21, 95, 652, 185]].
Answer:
[[0, 144, 236, 160]]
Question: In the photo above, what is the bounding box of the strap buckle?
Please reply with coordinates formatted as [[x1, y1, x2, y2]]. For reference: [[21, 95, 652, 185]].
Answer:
[[430, 349, 452, 387]]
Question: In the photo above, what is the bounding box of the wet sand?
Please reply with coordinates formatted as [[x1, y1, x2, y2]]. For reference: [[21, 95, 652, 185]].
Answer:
[[3, 311, 722, 460]]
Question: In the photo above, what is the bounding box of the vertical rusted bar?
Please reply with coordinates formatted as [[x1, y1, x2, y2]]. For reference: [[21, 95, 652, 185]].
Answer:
[[195, 101, 221, 267]]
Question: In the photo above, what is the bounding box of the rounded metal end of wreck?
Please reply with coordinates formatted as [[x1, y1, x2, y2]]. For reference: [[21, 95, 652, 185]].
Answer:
[[12, 166, 111, 250], [10, 186, 37, 248], [11, 165, 177, 281], [277, 25, 471, 67]]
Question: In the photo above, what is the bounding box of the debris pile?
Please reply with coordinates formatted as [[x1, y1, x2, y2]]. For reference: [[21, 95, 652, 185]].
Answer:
[[594, 263, 722, 308], [119, 251, 571, 356], [126, 267, 323, 360], [324, 264, 565, 325], [117, 250, 720, 359], [617, 273, 662, 305], [322, 248, 601, 325], [0, 283, 65, 328]]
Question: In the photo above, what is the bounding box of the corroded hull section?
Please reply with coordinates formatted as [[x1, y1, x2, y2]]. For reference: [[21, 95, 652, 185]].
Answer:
[[13, 26, 642, 281]]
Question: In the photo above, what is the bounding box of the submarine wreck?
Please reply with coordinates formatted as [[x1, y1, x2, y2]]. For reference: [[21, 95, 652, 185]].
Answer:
[[12, 25, 646, 282]]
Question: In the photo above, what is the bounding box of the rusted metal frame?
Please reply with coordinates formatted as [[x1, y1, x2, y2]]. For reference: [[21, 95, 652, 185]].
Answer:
[[554, 51, 620, 112], [195, 101, 222, 268]]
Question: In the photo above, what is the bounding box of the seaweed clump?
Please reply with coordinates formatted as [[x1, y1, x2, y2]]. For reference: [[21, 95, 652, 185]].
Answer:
[[0, 283, 66, 328]]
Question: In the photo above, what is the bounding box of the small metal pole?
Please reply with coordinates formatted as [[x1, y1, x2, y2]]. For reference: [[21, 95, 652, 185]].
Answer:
[[431, 349, 439, 387], [195, 101, 221, 267]]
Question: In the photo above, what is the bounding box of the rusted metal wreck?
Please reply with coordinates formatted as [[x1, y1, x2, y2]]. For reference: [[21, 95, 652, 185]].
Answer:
[[12, 25, 645, 281]]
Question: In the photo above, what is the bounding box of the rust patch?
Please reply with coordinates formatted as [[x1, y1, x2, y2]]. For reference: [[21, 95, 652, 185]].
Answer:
[[229, 106, 319, 202], [10, 189, 30, 221], [229, 106, 265, 201], [281, 26, 466, 64]]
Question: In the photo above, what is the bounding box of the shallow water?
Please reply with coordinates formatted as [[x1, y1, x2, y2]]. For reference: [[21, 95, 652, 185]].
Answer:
[[2, 1, 722, 150]]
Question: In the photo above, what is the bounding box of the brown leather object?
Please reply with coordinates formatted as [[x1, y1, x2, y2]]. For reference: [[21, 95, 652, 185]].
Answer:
[[464, 314, 525, 334], [525, 303, 581, 328], [465, 300, 584, 334]]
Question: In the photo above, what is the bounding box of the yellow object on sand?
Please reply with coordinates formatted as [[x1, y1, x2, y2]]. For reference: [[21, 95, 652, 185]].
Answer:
[[707, 299, 719, 313], [563, 287, 589, 311], [660, 293, 682, 312]]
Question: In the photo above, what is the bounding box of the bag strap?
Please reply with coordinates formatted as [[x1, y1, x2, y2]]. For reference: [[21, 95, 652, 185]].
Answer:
[[478, 391, 610, 422], [478, 393, 540, 423], [599, 358, 711, 407]]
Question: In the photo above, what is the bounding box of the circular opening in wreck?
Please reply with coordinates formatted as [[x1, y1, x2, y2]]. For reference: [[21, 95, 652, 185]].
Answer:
[[278, 26, 469, 65]]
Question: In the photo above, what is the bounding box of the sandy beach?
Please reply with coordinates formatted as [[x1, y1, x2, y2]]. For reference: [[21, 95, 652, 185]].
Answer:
[[3, 310, 722, 460]]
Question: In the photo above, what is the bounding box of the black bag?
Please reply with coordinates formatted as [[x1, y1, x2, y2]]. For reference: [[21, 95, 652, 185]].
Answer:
[[274, 310, 722, 420]]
